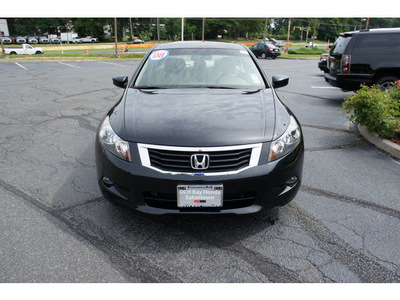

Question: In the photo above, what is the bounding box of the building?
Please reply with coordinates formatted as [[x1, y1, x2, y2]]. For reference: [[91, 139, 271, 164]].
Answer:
[[0, 19, 10, 37]]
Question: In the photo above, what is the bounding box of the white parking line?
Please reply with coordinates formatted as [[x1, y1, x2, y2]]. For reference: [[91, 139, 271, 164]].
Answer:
[[311, 86, 338, 89], [14, 62, 28, 71], [58, 62, 80, 68], [99, 62, 127, 67]]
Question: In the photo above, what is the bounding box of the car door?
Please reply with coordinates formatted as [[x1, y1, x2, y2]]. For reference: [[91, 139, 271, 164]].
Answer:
[[24, 45, 35, 55], [256, 43, 265, 57], [260, 44, 269, 56], [250, 44, 259, 56]]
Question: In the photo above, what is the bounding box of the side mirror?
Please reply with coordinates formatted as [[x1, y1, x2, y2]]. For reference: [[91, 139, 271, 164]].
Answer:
[[112, 75, 129, 89], [272, 75, 289, 89]]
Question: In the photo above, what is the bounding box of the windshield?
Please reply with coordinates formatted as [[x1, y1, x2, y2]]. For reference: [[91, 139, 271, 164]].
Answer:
[[133, 48, 267, 89]]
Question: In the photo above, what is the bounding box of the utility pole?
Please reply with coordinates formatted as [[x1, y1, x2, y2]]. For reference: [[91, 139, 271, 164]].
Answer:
[[157, 18, 160, 42], [286, 18, 291, 53], [300, 27, 304, 43], [129, 18, 134, 41], [181, 18, 184, 41], [202, 18, 205, 41], [263, 18, 268, 42], [312, 18, 317, 49], [114, 18, 119, 58], [0, 29, 5, 58]]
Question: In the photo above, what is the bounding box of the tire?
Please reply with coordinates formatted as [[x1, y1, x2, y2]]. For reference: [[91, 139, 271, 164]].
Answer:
[[35, 51, 42, 55], [261, 52, 267, 59], [375, 76, 399, 91], [10, 51, 17, 55], [272, 56, 277, 59]]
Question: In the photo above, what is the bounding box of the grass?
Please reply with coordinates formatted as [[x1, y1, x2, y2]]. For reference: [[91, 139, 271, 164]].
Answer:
[[288, 47, 328, 55], [0, 52, 146, 61], [280, 53, 321, 59]]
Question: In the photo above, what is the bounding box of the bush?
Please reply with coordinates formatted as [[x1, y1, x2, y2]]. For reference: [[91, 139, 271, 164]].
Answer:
[[343, 84, 400, 140], [288, 47, 327, 55]]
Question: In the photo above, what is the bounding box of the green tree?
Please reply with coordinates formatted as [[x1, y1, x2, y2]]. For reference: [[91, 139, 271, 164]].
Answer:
[[73, 18, 111, 42], [7, 18, 66, 36], [162, 18, 182, 41]]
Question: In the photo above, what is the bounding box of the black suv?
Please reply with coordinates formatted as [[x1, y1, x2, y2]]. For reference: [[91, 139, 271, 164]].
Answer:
[[324, 28, 400, 91]]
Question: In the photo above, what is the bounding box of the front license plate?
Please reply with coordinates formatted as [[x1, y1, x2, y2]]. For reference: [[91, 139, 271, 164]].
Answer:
[[177, 185, 223, 208]]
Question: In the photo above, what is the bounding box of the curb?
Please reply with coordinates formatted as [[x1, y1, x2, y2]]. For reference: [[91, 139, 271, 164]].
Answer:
[[358, 125, 400, 160]]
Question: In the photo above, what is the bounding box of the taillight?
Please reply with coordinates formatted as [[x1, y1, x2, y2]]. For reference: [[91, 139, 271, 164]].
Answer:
[[341, 55, 351, 73]]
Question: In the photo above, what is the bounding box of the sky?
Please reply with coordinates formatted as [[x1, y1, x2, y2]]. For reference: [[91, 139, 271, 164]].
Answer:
[[3, 0, 400, 18]]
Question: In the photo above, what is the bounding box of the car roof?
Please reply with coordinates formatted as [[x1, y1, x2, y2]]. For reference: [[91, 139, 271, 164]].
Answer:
[[153, 41, 246, 50], [341, 27, 400, 36]]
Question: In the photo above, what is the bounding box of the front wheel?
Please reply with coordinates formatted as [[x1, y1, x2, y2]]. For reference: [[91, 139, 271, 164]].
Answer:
[[261, 52, 267, 59], [375, 76, 399, 91]]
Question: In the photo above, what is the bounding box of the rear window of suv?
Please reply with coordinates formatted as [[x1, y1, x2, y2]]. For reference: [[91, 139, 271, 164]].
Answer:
[[352, 33, 400, 55], [330, 35, 352, 55]]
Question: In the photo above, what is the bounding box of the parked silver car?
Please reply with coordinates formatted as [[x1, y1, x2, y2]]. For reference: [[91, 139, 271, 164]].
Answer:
[[15, 36, 26, 44], [38, 36, 49, 44], [1, 37, 12, 44], [27, 37, 38, 44]]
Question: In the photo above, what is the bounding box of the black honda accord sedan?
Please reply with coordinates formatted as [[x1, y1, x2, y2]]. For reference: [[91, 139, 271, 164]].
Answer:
[[95, 41, 304, 215]]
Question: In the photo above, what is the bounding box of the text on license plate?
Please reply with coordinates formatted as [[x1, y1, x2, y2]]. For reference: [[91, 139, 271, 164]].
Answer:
[[177, 185, 223, 207]]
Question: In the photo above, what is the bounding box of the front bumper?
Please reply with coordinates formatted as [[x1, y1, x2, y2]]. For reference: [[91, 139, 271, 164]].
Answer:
[[95, 140, 304, 215]]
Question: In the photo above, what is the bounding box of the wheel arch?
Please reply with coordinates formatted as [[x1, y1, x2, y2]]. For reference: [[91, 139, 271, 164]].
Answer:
[[373, 68, 400, 84]]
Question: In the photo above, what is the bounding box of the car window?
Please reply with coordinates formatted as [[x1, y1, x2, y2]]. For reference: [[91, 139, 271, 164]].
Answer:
[[330, 35, 352, 55], [352, 33, 400, 55], [134, 48, 267, 89]]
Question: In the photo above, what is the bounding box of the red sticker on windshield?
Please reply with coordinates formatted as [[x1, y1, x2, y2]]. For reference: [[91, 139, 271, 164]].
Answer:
[[149, 50, 169, 61]]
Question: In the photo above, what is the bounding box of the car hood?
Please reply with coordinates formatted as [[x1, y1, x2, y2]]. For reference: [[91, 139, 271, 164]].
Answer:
[[123, 88, 276, 147]]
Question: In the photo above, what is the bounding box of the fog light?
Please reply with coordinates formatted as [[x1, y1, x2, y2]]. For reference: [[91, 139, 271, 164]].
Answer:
[[102, 176, 114, 187], [285, 176, 298, 187]]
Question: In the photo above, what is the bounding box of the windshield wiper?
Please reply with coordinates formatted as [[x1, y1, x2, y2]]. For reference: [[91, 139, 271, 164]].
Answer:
[[201, 86, 237, 89], [203, 86, 262, 94], [135, 86, 167, 90], [242, 89, 262, 94]]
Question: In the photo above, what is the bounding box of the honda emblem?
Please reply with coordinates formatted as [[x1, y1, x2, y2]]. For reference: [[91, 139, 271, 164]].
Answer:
[[190, 154, 210, 170]]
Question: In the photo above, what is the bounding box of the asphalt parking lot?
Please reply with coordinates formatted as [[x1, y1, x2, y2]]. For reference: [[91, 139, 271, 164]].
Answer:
[[0, 57, 399, 283]]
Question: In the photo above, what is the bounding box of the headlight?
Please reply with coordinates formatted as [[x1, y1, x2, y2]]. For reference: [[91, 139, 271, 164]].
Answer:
[[98, 116, 132, 162], [269, 116, 301, 162]]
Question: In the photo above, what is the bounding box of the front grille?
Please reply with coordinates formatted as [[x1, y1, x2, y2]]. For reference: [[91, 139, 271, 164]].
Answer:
[[143, 191, 256, 210], [147, 148, 252, 173]]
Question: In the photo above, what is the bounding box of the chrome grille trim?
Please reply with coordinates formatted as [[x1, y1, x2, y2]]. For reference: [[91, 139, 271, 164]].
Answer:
[[138, 143, 262, 176]]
